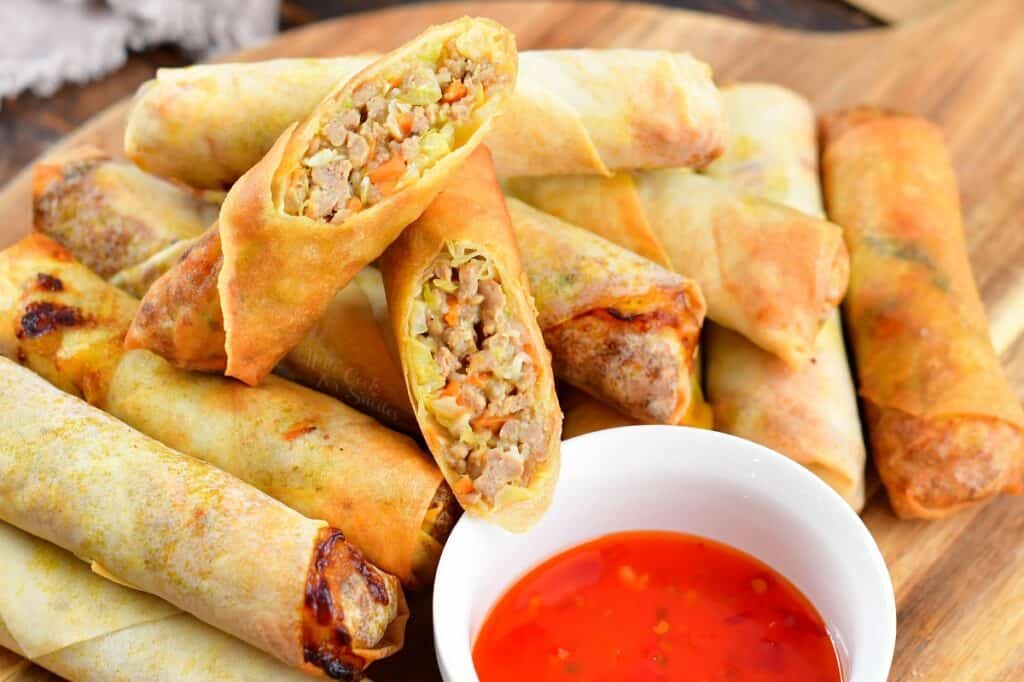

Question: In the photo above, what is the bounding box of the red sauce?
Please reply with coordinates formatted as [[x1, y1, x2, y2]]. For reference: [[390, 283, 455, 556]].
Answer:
[[473, 531, 841, 682]]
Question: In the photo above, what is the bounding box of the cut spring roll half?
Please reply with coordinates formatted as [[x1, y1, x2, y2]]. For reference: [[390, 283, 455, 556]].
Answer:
[[0, 234, 454, 588], [215, 16, 517, 384], [32, 147, 218, 277], [380, 148, 560, 531], [0, 523, 320, 682], [821, 108, 1024, 518], [125, 51, 724, 188], [506, 198, 707, 425], [507, 171, 848, 367], [0, 357, 405, 679], [702, 84, 866, 510]]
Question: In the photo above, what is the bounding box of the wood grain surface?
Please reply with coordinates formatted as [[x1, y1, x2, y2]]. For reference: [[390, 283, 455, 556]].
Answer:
[[1, 1, 1022, 680]]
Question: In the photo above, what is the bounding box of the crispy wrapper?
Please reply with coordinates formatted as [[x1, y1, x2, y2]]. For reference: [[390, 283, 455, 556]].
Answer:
[[217, 18, 518, 385], [507, 170, 849, 367], [821, 108, 1024, 518], [124, 51, 724, 188], [703, 84, 865, 510], [0, 523, 320, 682], [380, 148, 561, 531], [506, 198, 707, 424], [0, 355, 406, 677], [126, 58, 373, 189], [31, 148, 218, 278], [0, 234, 452, 588]]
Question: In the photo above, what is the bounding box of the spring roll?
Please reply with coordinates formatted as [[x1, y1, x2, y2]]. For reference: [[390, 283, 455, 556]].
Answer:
[[506, 198, 707, 425], [379, 147, 560, 531], [559, 382, 713, 440], [125, 51, 724, 188], [215, 17, 518, 385], [0, 234, 452, 588], [0, 356, 406, 678], [31, 148, 218, 278], [821, 108, 1024, 518], [702, 84, 866, 510], [506, 171, 849, 367], [0, 523, 322, 682]]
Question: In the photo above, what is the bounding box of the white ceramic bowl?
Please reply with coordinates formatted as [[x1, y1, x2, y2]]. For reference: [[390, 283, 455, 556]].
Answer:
[[434, 425, 895, 682]]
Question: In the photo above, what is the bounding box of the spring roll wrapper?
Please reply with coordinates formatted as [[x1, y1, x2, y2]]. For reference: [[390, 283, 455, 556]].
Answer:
[[505, 198, 707, 424], [380, 148, 561, 532], [0, 354, 406, 672], [31, 148, 219, 278], [0, 235, 448, 588], [216, 18, 518, 385], [125, 58, 373, 189], [702, 84, 865, 510], [821, 109, 1024, 518], [506, 171, 849, 368], [0, 524, 320, 682], [125, 51, 724, 189]]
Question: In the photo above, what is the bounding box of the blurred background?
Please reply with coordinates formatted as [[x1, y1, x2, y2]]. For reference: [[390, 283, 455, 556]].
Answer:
[[1, 0, 885, 186]]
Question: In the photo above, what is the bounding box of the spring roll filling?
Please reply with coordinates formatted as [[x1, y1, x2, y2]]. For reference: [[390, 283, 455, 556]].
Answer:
[[287, 36, 503, 223], [409, 243, 546, 504], [33, 158, 138, 278]]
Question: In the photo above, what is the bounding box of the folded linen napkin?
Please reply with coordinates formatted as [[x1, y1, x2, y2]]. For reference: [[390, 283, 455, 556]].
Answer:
[[1, 0, 280, 101]]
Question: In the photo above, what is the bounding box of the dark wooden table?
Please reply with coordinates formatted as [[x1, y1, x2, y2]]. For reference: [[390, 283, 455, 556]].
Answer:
[[0, 0, 878, 189]]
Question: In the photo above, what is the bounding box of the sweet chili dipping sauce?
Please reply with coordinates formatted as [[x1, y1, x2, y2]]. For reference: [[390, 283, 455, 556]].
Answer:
[[473, 531, 841, 682]]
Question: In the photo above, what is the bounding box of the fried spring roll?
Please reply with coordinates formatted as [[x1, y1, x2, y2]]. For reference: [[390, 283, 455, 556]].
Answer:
[[821, 108, 1024, 518], [125, 51, 724, 188], [183, 18, 519, 385], [0, 523, 321, 682], [0, 235, 452, 588], [506, 171, 849, 367], [0, 357, 405, 679], [31, 148, 218, 277], [702, 84, 866, 510], [506, 198, 707, 425], [380, 148, 561, 531]]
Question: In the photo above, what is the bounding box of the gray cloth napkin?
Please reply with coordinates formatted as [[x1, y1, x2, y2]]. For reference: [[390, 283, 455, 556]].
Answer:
[[1, 0, 280, 101]]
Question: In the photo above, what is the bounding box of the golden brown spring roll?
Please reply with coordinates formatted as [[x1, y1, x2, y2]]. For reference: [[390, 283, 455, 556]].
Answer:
[[506, 171, 849, 367], [506, 198, 707, 425], [0, 234, 452, 588], [215, 17, 517, 385], [821, 108, 1024, 519], [702, 84, 866, 510], [31, 148, 219, 278], [558, 381, 712, 439], [0, 523, 322, 682], [125, 51, 724, 188], [0, 357, 405, 679], [380, 147, 561, 531]]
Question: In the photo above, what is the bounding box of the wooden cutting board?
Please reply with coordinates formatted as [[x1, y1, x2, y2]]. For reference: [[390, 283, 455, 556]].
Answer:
[[2, 1, 1022, 680]]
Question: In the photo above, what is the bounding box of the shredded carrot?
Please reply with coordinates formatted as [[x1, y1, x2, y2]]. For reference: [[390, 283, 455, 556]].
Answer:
[[368, 156, 406, 196], [442, 80, 468, 103], [472, 413, 510, 432], [454, 476, 475, 495], [467, 372, 491, 388], [440, 380, 461, 398], [345, 196, 362, 212], [398, 111, 414, 136], [444, 297, 461, 326]]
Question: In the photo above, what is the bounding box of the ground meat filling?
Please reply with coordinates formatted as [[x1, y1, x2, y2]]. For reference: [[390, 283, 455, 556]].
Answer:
[[286, 41, 501, 223], [411, 247, 546, 504]]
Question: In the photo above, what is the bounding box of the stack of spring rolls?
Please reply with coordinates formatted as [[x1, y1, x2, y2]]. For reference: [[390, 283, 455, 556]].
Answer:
[[4, 11, 1024, 682]]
